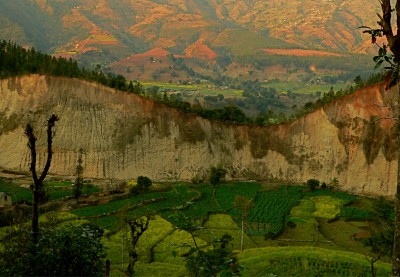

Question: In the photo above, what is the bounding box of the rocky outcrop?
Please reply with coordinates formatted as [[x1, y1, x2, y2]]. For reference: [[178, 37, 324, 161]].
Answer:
[[0, 75, 397, 196]]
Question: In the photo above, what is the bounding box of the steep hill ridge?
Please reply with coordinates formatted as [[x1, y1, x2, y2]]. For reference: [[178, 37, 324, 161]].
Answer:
[[0, 75, 397, 196]]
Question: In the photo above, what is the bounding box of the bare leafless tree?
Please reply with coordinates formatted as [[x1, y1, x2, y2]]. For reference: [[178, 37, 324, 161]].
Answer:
[[25, 114, 59, 243], [126, 216, 149, 275]]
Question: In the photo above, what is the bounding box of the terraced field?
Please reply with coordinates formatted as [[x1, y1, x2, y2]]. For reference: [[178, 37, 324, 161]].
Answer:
[[0, 179, 392, 276]]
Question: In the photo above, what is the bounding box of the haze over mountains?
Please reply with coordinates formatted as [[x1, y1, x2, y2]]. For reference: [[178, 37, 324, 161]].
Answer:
[[0, 0, 381, 82]]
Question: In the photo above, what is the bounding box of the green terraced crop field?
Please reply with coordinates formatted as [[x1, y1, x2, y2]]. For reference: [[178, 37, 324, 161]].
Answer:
[[1, 181, 392, 276]]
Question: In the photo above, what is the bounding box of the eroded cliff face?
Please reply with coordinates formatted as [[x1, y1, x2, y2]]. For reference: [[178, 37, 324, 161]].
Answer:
[[0, 75, 397, 196]]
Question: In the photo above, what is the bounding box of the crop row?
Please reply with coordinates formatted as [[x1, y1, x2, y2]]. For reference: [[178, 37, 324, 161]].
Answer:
[[248, 186, 303, 234], [339, 206, 373, 221], [215, 182, 261, 210], [238, 246, 391, 277], [261, 256, 385, 276], [72, 185, 196, 225], [0, 177, 100, 204], [163, 182, 261, 224], [162, 186, 222, 226]]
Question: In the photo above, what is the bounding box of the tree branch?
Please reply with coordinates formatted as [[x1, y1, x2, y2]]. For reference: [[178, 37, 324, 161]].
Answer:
[[378, 0, 394, 38], [396, 0, 400, 36], [378, 0, 400, 60], [24, 124, 38, 184], [39, 114, 59, 182]]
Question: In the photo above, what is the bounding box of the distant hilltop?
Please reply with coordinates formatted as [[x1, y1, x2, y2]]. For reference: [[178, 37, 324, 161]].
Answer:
[[0, 1, 380, 70]]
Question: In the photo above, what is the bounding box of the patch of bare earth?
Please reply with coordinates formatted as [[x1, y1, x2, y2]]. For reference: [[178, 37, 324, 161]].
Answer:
[[263, 48, 346, 57]]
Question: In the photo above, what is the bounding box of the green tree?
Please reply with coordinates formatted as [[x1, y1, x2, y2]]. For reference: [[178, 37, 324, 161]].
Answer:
[[185, 234, 239, 277], [171, 214, 242, 277], [0, 223, 105, 276], [306, 179, 320, 191], [136, 176, 152, 193], [132, 81, 144, 95], [363, 197, 394, 257], [221, 105, 247, 123], [209, 165, 227, 200], [354, 75, 364, 88], [127, 81, 134, 92], [209, 165, 227, 186], [130, 176, 152, 194]]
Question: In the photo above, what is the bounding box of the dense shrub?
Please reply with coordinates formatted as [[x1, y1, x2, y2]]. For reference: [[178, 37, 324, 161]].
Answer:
[[0, 223, 106, 276], [306, 179, 320, 191], [339, 207, 372, 221], [209, 166, 227, 185], [131, 176, 152, 194], [137, 176, 152, 189]]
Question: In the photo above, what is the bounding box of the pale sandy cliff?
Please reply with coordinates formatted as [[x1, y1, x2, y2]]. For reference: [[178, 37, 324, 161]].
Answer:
[[0, 75, 397, 196]]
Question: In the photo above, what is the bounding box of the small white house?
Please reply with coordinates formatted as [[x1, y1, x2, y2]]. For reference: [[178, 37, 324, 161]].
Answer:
[[0, 192, 12, 207]]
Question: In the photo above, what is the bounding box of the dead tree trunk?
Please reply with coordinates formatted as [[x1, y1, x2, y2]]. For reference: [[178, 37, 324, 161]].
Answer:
[[377, 1, 400, 275], [25, 114, 59, 243], [126, 216, 149, 275]]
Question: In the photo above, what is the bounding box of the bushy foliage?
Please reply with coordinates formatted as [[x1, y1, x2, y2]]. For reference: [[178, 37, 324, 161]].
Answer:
[[363, 227, 394, 257], [170, 213, 242, 277], [137, 176, 152, 190], [130, 176, 152, 194], [209, 165, 227, 186], [339, 206, 373, 221], [361, 197, 394, 256], [306, 179, 320, 191], [0, 40, 130, 91], [0, 223, 106, 276], [373, 196, 394, 221], [186, 237, 241, 277]]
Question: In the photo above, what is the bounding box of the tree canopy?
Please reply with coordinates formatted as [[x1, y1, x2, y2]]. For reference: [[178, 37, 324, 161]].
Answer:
[[0, 223, 106, 276]]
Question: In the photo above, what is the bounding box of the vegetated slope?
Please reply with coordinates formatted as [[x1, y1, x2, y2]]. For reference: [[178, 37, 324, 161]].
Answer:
[[0, 0, 379, 83], [0, 75, 397, 196], [0, 0, 380, 58]]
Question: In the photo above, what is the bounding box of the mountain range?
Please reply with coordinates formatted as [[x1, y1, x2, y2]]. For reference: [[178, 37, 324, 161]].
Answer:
[[0, 0, 381, 80]]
